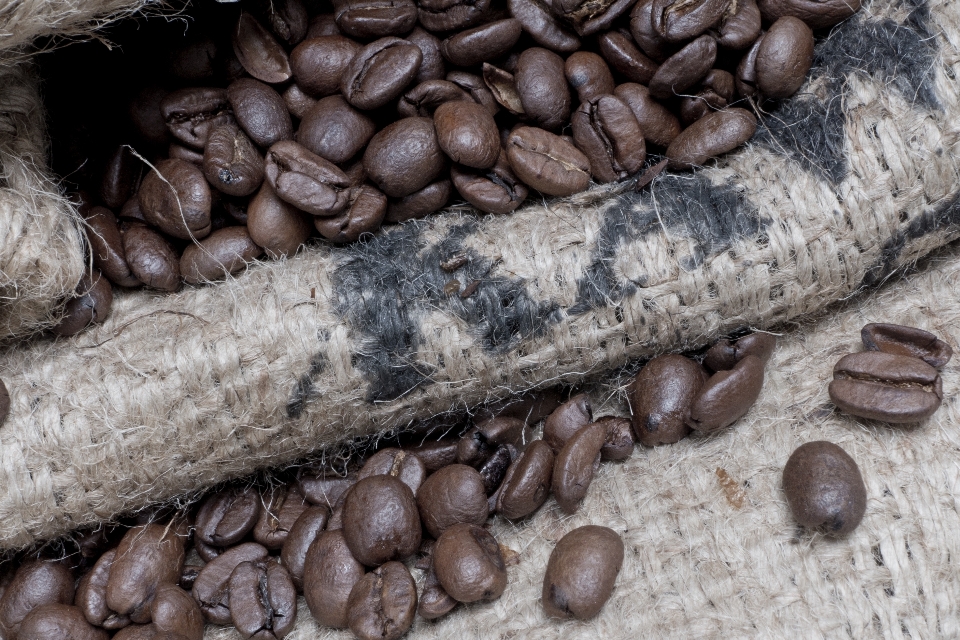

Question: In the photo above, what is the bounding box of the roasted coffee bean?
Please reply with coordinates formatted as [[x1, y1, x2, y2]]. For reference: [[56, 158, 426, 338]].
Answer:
[[53, 269, 113, 336], [405, 439, 459, 471], [614, 83, 682, 147], [629, 0, 676, 62], [507, 0, 580, 53], [192, 542, 269, 625], [341, 38, 423, 111], [298, 470, 357, 508], [477, 416, 526, 446], [665, 107, 757, 169], [180, 226, 263, 284], [434, 523, 507, 603], [150, 584, 203, 640], [755, 17, 813, 99], [757, 0, 860, 28], [101, 145, 140, 210], [598, 31, 659, 85], [346, 562, 417, 640], [829, 351, 944, 423], [399, 80, 471, 117], [505, 126, 590, 197], [735, 35, 763, 99], [160, 88, 233, 151], [333, 0, 418, 39], [196, 486, 261, 548], [364, 117, 446, 198], [122, 224, 182, 292], [281, 84, 317, 119], [385, 179, 450, 223], [679, 68, 735, 124], [648, 34, 717, 100], [265, 140, 353, 216], [120, 196, 147, 222], [543, 393, 593, 452], [687, 354, 765, 432], [703, 332, 777, 372], [565, 52, 615, 104], [416, 464, 489, 538], [227, 79, 294, 150], [229, 560, 297, 640], [17, 604, 108, 640], [246, 183, 313, 258], [0, 379, 8, 427], [290, 36, 361, 98], [496, 439, 554, 518], [417, 0, 490, 32], [76, 549, 130, 630], [85, 206, 140, 287], [440, 19, 522, 68], [718, 0, 762, 49], [302, 530, 365, 628], [107, 523, 186, 624], [202, 125, 264, 197], [169, 144, 205, 165], [456, 427, 495, 468], [652, 0, 730, 43], [130, 86, 172, 146], [233, 13, 293, 84], [306, 13, 341, 38], [447, 71, 500, 116], [571, 94, 646, 183], [253, 485, 310, 549], [596, 416, 634, 460], [451, 151, 528, 214], [418, 563, 458, 620], [515, 48, 570, 130], [861, 323, 952, 368], [342, 474, 422, 566], [0, 559, 75, 639], [110, 624, 167, 640], [263, 0, 309, 45], [315, 183, 388, 242], [542, 525, 623, 619], [407, 27, 447, 84], [484, 65, 525, 118], [358, 448, 427, 494], [179, 566, 202, 593], [630, 355, 705, 446], [138, 158, 212, 240], [783, 441, 866, 535], [478, 445, 514, 494], [434, 101, 500, 170], [281, 506, 329, 591], [552, 421, 606, 513]]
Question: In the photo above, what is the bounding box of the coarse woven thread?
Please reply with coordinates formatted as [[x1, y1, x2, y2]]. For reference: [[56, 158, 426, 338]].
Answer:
[[1, 0, 960, 557]]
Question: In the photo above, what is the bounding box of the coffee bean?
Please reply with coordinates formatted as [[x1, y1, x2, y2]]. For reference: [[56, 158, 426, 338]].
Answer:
[[196, 486, 262, 549], [265, 140, 353, 216], [229, 560, 297, 640], [418, 563, 458, 620], [648, 34, 717, 100], [735, 34, 763, 98], [400, 80, 472, 119], [630, 0, 677, 62], [53, 269, 113, 336], [478, 445, 514, 494], [652, 0, 731, 43], [687, 354, 765, 432], [596, 416, 634, 460], [107, 523, 186, 624], [138, 158, 212, 240], [757, 0, 860, 28], [169, 144, 205, 165], [101, 145, 140, 210], [384, 179, 450, 222], [246, 183, 313, 259], [718, 0, 762, 49], [306, 13, 341, 38], [505, 126, 591, 197], [333, 0, 418, 39], [290, 36, 361, 98], [404, 439, 459, 471], [264, 0, 309, 46], [281, 506, 329, 591], [302, 530, 365, 628], [342, 474, 422, 566], [434, 523, 507, 603], [515, 48, 570, 130], [346, 562, 417, 640], [630, 354, 705, 446], [233, 12, 293, 84], [407, 27, 447, 84], [571, 94, 646, 183], [253, 484, 310, 550], [507, 0, 581, 53], [202, 125, 264, 198], [227, 78, 294, 150], [192, 542, 269, 625], [755, 17, 813, 99], [665, 107, 757, 169], [417, 0, 489, 32], [495, 439, 554, 519], [17, 604, 108, 640], [447, 71, 500, 116], [542, 525, 623, 619], [703, 332, 777, 372], [678, 68, 735, 124], [150, 584, 203, 640], [451, 150, 529, 215], [358, 448, 427, 494], [477, 415, 526, 446], [441, 19, 522, 67], [281, 84, 317, 119], [109, 624, 165, 640], [416, 464, 489, 538], [829, 351, 943, 423], [341, 37, 423, 110], [861, 323, 952, 368], [178, 566, 202, 593], [434, 101, 500, 170], [298, 470, 357, 508], [783, 441, 866, 535], [76, 549, 130, 630], [122, 223, 182, 293], [84, 206, 140, 287], [598, 30, 659, 85], [0, 560, 75, 639], [552, 421, 606, 513], [614, 82, 682, 148], [180, 226, 263, 285], [315, 183, 388, 242], [566, 52, 616, 104], [543, 393, 593, 452], [160, 88, 234, 151], [363, 117, 446, 197]]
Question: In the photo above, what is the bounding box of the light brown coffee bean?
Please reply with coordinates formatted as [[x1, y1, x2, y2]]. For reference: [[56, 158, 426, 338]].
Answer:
[[280, 506, 329, 591], [180, 226, 263, 285], [552, 421, 606, 513], [783, 441, 866, 535], [496, 439, 554, 519], [233, 13, 293, 83], [290, 36, 361, 98], [122, 224, 181, 292], [861, 323, 952, 369], [505, 126, 591, 197], [76, 549, 130, 630], [138, 158, 212, 240], [755, 17, 813, 99], [416, 464, 489, 538], [665, 107, 757, 170], [246, 183, 313, 259], [614, 83, 682, 148], [687, 354, 765, 432], [0, 560, 76, 639], [342, 475, 422, 566], [703, 332, 777, 372], [543, 393, 593, 453], [150, 584, 203, 640], [227, 78, 294, 149], [228, 560, 297, 640], [192, 543, 269, 625], [17, 604, 108, 640], [107, 523, 186, 624], [253, 484, 310, 550], [433, 523, 507, 603], [346, 562, 417, 640], [303, 530, 365, 628], [829, 351, 944, 423], [542, 525, 623, 619]]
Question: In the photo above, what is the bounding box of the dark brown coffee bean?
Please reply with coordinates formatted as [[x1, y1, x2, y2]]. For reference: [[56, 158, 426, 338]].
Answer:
[[418, 563, 458, 620], [265, 140, 353, 216], [346, 562, 416, 640], [629, 354, 706, 446], [703, 332, 777, 372], [290, 36, 361, 98], [783, 441, 866, 535], [665, 107, 757, 169], [122, 224, 182, 292], [101, 145, 140, 210], [264, 0, 309, 45], [202, 125, 264, 197], [298, 470, 357, 508], [552, 421, 606, 513], [306, 13, 341, 38], [597, 31, 658, 85], [405, 439, 459, 471], [735, 34, 762, 99], [399, 80, 471, 118], [434, 523, 507, 603], [614, 83, 682, 148], [196, 486, 261, 548], [652, 0, 730, 43], [687, 354, 765, 432], [150, 584, 203, 640], [169, 144, 205, 165], [17, 604, 108, 640], [718, 0, 761, 49], [565, 52, 615, 104], [757, 0, 860, 28], [180, 226, 263, 285], [314, 183, 388, 242], [53, 269, 112, 336], [84, 206, 140, 287], [507, 0, 580, 53], [110, 624, 177, 640], [192, 542, 269, 625], [0, 560, 75, 639], [505, 126, 590, 196], [247, 183, 313, 258], [543, 393, 593, 453], [333, 0, 417, 39], [358, 448, 427, 494], [434, 101, 500, 170], [407, 27, 447, 84], [138, 158, 212, 240], [477, 416, 526, 446], [478, 445, 514, 494], [281, 506, 329, 591], [179, 566, 202, 593], [755, 17, 813, 99], [364, 117, 446, 198], [496, 439, 554, 518], [629, 0, 676, 62], [571, 94, 646, 183], [417, 464, 489, 538], [384, 178, 449, 223], [456, 427, 495, 468], [282, 84, 317, 119], [253, 485, 310, 550], [417, 0, 490, 32], [447, 71, 500, 116], [130, 86, 171, 146], [440, 19, 522, 67], [341, 38, 423, 111], [342, 475, 422, 566], [515, 48, 570, 130], [227, 79, 294, 149], [229, 560, 297, 640], [829, 351, 943, 423], [596, 416, 634, 460], [107, 523, 186, 624], [861, 323, 952, 368], [160, 88, 234, 151], [542, 525, 623, 619], [233, 13, 293, 84], [76, 549, 129, 630], [303, 530, 365, 628], [648, 34, 717, 100], [451, 150, 528, 215]]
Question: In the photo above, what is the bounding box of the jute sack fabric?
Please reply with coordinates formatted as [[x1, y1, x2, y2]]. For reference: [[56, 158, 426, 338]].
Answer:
[[204, 238, 960, 639], [2, 0, 960, 553]]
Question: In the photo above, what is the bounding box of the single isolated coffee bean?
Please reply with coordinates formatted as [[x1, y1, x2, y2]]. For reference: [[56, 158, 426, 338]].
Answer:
[[53, 269, 113, 336], [505, 127, 591, 197], [160, 88, 233, 150], [121, 224, 181, 292], [861, 323, 953, 368], [496, 439, 554, 519], [341, 37, 423, 110], [346, 562, 417, 640], [703, 332, 778, 372], [290, 36, 362, 98], [265, 140, 353, 216], [227, 78, 294, 149], [332, 0, 418, 39], [755, 17, 814, 99], [192, 542, 270, 625], [687, 354, 766, 432], [302, 530, 366, 628], [107, 522, 186, 624], [630, 354, 704, 446], [138, 158, 212, 240], [829, 351, 944, 423], [17, 604, 109, 640], [552, 421, 606, 513], [543, 393, 593, 452], [228, 560, 297, 640], [84, 206, 140, 287], [571, 94, 646, 183], [433, 523, 507, 603], [233, 12, 293, 84], [181, 226, 263, 285], [434, 101, 500, 170], [666, 107, 757, 169], [416, 463, 489, 538], [363, 117, 446, 198], [0, 559, 76, 640], [783, 441, 866, 535], [246, 183, 313, 259], [298, 96, 376, 164], [342, 474, 422, 566], [542, 525, 623, 619], [280, 506, 329, 591]]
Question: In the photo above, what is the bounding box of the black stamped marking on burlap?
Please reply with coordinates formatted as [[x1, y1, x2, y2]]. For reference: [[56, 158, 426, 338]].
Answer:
[[570, 173, 765, 315], [286, 353, 328, 419], [754, 0, 938, 184]]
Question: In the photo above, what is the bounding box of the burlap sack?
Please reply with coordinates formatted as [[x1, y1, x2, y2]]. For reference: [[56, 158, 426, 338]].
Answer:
[[2, 0, 960, 560]]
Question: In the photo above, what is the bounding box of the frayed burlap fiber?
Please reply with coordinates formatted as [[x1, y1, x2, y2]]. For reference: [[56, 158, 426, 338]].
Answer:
[[2, 0, 960, 574]]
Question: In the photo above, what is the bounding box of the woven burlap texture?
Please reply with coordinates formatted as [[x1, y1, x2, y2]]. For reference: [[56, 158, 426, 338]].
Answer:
[[205, 239, 960, 640], [1, 0, 959, 553]]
